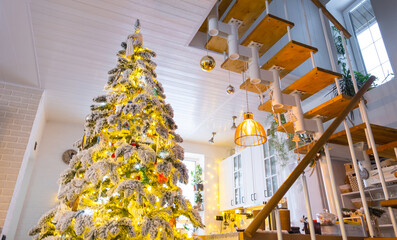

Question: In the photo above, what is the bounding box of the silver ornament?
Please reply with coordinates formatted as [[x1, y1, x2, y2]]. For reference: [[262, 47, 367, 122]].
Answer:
[[226, 85, 235, 95]]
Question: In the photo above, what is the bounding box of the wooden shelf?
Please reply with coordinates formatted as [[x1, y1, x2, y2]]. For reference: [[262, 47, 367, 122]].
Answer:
[[221, 57, 246, 73], [261, 41, 318, 79], [283, 67, 342, 100], [222, 0, 272, 38], [328, 123, 397, 146], [304, 94, 355, 122], [277, 122, 295, 134], [240, 79, 269, 94], [241, 14, 294, 56], [258, 100, 290, 114], [205, 36, 228, 54], [366, 140, 397, 159]]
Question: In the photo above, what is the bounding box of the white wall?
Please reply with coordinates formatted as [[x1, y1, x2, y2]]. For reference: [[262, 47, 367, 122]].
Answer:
[[371, 0, 397, 75], [15, 121, 83, 239], [2, 91, 46, 239]]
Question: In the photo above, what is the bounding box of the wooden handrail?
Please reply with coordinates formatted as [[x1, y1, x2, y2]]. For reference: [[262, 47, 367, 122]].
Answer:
[[311, 0, 352, 38], [244, 76, 376, 238]]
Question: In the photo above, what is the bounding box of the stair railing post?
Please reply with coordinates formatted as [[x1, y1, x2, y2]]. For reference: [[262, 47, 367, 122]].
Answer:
[[283, 0, 292, 41], [265, 0, 270, 15], [300, 0, 316, 68], [343, 120, 375, 237], [340, 30, 397, 236], [302, 173, 317, 240], [333, 66, 375, 237], [314, 117, 348, 240], [319, 8, 337, 72], [275, 209, 283, 240]]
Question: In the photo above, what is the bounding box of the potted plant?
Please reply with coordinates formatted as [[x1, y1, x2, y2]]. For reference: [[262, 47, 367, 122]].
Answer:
[[191, 165, 203, 191], [191, 164, 204, 211]]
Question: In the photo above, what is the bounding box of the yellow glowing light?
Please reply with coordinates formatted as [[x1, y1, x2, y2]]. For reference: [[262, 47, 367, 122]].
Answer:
[[234, 112, 267, 146]]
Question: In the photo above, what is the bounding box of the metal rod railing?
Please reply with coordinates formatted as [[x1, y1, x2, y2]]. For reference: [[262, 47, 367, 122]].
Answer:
[[244, 76, 376, 238], [340, 29, 397, 236]]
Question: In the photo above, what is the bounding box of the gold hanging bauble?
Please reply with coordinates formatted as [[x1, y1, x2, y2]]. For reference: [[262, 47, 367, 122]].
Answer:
[[200, 55, 216, 72]]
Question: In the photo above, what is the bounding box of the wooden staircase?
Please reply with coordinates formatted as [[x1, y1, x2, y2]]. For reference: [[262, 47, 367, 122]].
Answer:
[[197, 0, 397, 239]]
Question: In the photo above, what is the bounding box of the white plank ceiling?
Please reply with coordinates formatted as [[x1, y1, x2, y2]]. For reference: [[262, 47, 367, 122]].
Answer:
[[2, 0, 271, 147]]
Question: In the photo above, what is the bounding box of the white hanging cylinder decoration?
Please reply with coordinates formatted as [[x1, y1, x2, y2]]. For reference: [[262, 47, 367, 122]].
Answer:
[[292, 93, 305, 134], [207, 3, 219, 36], [271, 69, 283, 109], [228, 22, 239, 60], [248, 44, 261, 84]]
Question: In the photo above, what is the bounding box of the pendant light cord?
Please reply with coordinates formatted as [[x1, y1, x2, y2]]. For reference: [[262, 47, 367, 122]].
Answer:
[[244, 61, 249, 112]]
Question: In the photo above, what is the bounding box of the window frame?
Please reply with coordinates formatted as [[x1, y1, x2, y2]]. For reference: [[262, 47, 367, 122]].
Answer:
[[342, 0, 393, 82], [342, 0, 370, 75]]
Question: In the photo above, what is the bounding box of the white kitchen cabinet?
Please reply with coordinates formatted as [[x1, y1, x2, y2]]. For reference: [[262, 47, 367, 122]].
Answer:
[[219, 156, 234, 211], [219, 145, 266, 210]]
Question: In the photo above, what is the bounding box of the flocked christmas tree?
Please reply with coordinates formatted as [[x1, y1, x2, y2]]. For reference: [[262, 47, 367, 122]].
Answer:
[[29, 20, 204, 240]]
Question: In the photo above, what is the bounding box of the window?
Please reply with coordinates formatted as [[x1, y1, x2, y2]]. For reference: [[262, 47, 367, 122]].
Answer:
[[345, 0, 393, 84], [262, 140, 278, 198]]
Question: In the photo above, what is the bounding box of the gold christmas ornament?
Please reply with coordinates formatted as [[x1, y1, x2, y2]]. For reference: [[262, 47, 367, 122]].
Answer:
[[226, 85, 235, 95], [200, 55, 215, 72]]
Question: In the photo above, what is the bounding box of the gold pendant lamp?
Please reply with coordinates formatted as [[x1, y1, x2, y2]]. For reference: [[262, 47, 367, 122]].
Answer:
[[234, 112, 267, 146], [234, 70, 267, 146]]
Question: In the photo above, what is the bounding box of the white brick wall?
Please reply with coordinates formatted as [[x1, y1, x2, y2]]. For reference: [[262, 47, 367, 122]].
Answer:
[[0, 82, 42, 227]]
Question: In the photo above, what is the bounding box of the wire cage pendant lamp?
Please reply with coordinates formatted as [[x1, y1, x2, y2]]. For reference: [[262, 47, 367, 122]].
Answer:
[[234, 71, 267, 146], [234, 112, 267, 146]]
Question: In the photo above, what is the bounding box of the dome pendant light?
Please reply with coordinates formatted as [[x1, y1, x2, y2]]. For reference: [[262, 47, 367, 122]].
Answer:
[[234, 71, 267, 146]]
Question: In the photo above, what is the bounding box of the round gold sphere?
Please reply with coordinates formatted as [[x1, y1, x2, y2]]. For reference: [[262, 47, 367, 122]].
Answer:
[[200, 55, 216, 72]]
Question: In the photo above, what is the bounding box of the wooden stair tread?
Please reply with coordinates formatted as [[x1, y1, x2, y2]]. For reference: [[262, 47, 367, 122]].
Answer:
[[366, 140, 397, 159], [205, 36, 228, 54], [304, 94, 355, 122], [380, 199, 397, 208], [241, 14, 294, 56], [261, 40, 318, 79], [222, 0, 273, 38], [329, 123, 397, 146], [221, 57, 246, 73], [283, 67, 342, 100], [277, 122, 294, 134], [240, 79, 269, 94], [258, 100, 290, 114]]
